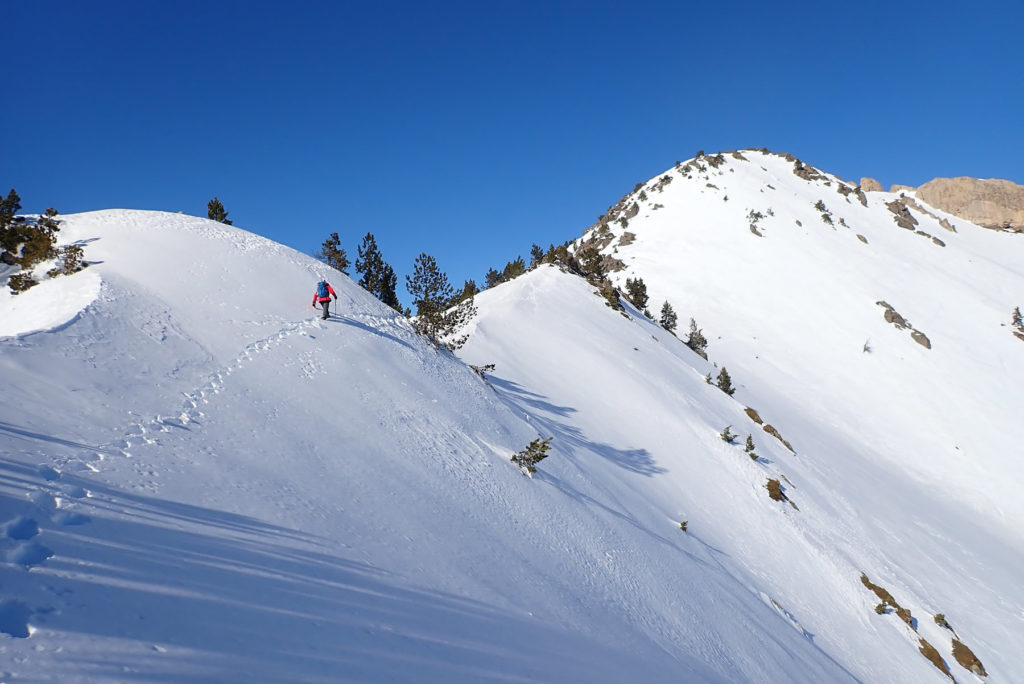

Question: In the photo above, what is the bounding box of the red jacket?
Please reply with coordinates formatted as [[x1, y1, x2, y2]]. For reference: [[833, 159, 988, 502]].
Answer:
[[313, 282, 337, 305]]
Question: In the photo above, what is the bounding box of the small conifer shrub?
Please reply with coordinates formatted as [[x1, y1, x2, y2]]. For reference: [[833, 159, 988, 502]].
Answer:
[[207, 197, 232, 225], [659, 301, 678, 333], [459, 279, 479, 303], [7, 272, 37, 293], [316, 232, 350, 274], [18, 208, 60, 266], [484, 267, 502, 289], [624, 276, 648, 310], [469, 363, 495, 380], [4, 204, 85, 294], [47, 244, 86, 278], [579, 246, 605, 279], [679, 520, 688, 532], [597, 280, 623, 311], [529, 244, 544, 268], [686, 318, 708, 358], [720, 426, 735, 443], [511, 437, 553, 474], [744, 435, 758, 460], [716, 367, 735, 396]]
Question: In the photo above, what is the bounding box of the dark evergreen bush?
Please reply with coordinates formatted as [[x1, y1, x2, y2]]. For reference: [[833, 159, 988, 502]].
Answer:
[[529, 244, 544, 268], [355, 232, 399, 309], [716, 367, 735, 396], [511, 437, 552, 474], [207, 197, 232, 225], [406, 253, 476, 350], [316, 232, 350, 274], [624, 276, 648, 310], [687, 318, 708, 357], [659, 301, 678, 333]]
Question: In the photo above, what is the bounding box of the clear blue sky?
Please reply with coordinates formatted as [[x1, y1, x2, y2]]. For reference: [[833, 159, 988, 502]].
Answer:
[[6, 0, 1022, 307]]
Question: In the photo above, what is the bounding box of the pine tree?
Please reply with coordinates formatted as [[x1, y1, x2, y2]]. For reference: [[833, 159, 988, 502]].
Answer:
[[529, 243, 544, 268], [459, 279, 479, 302], [355, 232, 399, 309], [501, 256, 526, 281], [687, 318, 708, 357], [484, 267, 502, 289], [0, 188, 21, 228], [19, 208, 60, 267], [744, 435, 758, 460], [376, 262, 400, 310], [0, 188, 23, 253], [659, 301, 678, 333], [625, 276, 648, 310], [543, 243, 557, 264], [720, 426, 735, 443], [579, 246, 605, 279], [1013, 306, 1023, 329], [405, 253, 476, 350], [716, 367, 735, 396], [316, 232, 350, 274], [207, 197, 232, 225]]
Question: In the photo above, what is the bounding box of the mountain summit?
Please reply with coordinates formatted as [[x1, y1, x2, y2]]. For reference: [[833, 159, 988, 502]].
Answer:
[[463, 149, 1023, 682]]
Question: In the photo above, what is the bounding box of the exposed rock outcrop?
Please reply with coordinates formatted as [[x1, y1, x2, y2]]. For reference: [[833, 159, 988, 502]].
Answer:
[[915, 177, 1024, 232], [877, 301, 932, 350], [885, 199, 919, 230], [860, 177, 883, 192]]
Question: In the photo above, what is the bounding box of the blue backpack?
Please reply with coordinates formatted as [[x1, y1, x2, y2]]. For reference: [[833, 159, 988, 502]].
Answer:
[[317, 281, 329, 298]]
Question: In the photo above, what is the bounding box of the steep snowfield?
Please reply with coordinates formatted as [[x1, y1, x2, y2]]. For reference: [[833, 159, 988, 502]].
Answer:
[[459, 149, 1022, 682], [2, 210, 863, 682]]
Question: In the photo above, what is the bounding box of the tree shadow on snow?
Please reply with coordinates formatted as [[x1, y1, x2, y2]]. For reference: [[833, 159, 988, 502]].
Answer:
[[0, 421, 122, 456], [330, 315, 417, 352], [1, 476, 689, 684], [488, 376, 664, 476], [487, 376, 578, 418]]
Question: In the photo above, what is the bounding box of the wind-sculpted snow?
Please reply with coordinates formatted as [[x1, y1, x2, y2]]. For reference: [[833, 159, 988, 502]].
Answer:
[[1, 210, 862, 682], [0, 268, 101, 338]]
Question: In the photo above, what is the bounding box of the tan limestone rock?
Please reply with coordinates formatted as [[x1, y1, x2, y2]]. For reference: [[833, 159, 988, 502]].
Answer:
[[916, 177, 1024, 232], [860, 177, 883, 192]]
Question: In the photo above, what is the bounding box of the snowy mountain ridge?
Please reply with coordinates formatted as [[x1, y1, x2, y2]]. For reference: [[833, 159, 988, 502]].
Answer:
[[462, 149, 1023, 682], [0, 149, 1021, 682], [569, 149, 1024, 531]]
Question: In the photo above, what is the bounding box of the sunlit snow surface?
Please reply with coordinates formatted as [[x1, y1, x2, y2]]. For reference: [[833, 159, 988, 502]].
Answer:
[[1, 151, 1022, 684]]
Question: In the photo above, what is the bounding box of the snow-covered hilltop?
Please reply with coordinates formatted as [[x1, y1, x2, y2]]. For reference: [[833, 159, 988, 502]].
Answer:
[[1, 147, 1022, 682], [0, 209, 852, 682]]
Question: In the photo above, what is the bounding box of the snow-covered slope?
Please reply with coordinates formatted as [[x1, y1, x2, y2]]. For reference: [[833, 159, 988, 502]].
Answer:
[[461, 150, 1023, 682], [2, 210, 866, 682]]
